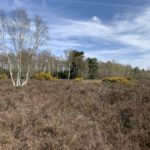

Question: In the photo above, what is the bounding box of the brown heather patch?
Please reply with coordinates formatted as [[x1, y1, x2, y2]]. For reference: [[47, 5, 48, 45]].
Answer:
[[0, 79, 149, 150]]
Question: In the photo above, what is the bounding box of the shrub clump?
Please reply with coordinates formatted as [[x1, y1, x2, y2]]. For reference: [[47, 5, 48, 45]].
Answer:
[[102, 76, 133, 85], [34, 72, 53, 80], [53, 77, 59, 81], [74, 77, 83, 82], [0, 74, 8, 80]]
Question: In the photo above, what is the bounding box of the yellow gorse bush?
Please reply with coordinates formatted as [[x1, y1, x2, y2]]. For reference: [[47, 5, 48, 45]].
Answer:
[[74, 77, 83, 82], [53, 77, 59, 81], [35, 72, 53, 80], [0, 74, 8, 80], [102, 77, 134, 85]]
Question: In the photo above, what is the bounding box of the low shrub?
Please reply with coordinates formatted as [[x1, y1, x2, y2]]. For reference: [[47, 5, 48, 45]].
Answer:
[[74, 77, 83, 82], [102, 76, 133, 85], [0, 74, 8, 80], [34, 72, 53, 80], [53, 77, 59, 81], [127, 77, 136, 82]]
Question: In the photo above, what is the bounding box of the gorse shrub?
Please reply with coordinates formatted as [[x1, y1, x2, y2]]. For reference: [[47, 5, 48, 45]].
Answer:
[[126, 77, 135, 82], [102, 77, 134, 85], [53, 77, 59, 81], [34, 72, 53, 80], [74, 77, 83, 82], [0, 74, 8, 80]]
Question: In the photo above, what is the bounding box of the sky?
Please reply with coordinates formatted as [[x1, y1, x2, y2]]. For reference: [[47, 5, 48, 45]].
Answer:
[[1, 0, 150, 69]]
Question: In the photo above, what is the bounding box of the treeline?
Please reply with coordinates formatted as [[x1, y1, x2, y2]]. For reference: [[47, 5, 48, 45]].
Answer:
[[0, 49, 150, 80]]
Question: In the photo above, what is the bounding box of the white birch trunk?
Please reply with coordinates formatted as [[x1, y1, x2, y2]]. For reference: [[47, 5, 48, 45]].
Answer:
[[7, 51, 30, 87], [7, 51, 16, 86], [21, 65, 30, 87], [68, 63, 71, 79]]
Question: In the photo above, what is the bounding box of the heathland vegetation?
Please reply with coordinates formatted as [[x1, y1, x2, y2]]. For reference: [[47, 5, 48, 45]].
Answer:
[[0, 79, 149, 150], [0, 8, 150, 150]]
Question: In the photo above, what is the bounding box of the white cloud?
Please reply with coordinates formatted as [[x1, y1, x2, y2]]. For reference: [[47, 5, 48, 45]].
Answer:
[[84, 48, 132, 61], [50, 10, 150, 51], [51, 40, 83, 47], [50, 18, 112, 39], [91, 16, 102, 24]]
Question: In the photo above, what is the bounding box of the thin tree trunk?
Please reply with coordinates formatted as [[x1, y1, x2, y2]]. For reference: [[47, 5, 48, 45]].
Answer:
[[7, 52, 16, 86], [68, 64, 71, 79], [22, 64, 30, 86], [16, 56, 21, 86]]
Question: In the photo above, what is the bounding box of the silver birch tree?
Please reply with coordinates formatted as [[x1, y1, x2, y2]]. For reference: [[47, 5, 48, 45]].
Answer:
[[0, 9, 48, 86]]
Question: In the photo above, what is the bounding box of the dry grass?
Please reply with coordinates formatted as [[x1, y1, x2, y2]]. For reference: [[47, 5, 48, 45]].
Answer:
[[0, 79, 149, 150]]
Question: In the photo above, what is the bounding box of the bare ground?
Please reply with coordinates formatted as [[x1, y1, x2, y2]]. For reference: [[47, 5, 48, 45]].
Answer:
[[0, 79, 150, 150]]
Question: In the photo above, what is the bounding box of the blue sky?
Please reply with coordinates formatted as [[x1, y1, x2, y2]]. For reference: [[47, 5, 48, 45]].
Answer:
[[1, 0, 150, 69]]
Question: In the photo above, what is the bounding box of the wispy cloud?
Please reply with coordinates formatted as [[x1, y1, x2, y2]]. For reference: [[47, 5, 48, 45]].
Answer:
[[50, 8, 150, 51]]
